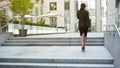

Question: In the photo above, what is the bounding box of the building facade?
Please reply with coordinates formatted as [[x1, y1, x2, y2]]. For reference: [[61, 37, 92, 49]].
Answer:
[[42, 0, 65, 29], [2, 0, 119, 33], [41, 0, 78, 32]]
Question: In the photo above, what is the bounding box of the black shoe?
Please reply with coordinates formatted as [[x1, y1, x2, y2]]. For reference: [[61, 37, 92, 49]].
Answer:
[[81, 47, 85, 52]]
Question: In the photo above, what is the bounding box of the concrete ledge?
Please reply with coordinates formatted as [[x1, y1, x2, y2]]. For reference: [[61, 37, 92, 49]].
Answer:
[[0, 63, 115, 68], [0, 32, 13, 46], [14, 32, 66, 37]]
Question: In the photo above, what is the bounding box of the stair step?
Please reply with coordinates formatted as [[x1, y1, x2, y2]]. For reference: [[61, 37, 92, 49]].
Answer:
[[2, 43, 104, 46], [8, 37, 104, 40], [5, 40, 104, 43], [0, 33, 114, 68], [0, 62, 115, 68], [0, 58, 113, 64]]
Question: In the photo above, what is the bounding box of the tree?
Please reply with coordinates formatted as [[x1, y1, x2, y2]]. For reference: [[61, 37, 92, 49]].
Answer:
[[0, 0, 10, 32], [9, 0, 34, 29]]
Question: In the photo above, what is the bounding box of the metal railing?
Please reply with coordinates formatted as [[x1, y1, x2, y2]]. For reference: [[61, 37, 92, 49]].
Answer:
[[0, 18, 10, 32], [103, 24, 120, 37], [114, 24, 120, 37]]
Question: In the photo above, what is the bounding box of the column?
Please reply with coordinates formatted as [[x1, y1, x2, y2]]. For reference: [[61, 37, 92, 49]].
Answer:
[[70, 0, 77, 32], [96, 0, 102, 32]]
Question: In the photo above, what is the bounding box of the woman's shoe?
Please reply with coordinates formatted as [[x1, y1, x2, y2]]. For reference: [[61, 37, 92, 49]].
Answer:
[[81, 47, 85, 52]]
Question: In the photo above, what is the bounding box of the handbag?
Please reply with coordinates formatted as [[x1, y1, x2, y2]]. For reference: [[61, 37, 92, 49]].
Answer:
[[87, 19, 91, 28]]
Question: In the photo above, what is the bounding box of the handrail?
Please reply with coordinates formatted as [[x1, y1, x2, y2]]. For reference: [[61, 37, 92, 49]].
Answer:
[[114, 24, 120, 37], [103, 24, 120, 37], [103, 24, 114, 31], [0, 22, 9, 32], [0, 23, 9, 29]]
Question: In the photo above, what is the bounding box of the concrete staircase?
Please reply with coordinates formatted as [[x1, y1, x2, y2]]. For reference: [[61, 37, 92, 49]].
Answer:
[[0, 57, 114, 68], [2, 37, 104, 46], [0, 33, 115, 68]]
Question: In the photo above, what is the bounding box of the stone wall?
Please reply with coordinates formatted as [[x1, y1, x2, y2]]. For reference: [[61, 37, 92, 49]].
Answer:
[[104, 31, 120, 68]]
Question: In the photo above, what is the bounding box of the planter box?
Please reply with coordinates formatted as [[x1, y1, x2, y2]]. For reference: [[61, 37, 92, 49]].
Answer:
[[8, 24, 65, 34]]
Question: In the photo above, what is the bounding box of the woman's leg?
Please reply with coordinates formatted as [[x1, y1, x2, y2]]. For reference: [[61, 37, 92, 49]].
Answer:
[[81, 32, 87, 52], [83, 33, 87, 47], [79, 27, 88, 52], [81, 33, 86, 47]]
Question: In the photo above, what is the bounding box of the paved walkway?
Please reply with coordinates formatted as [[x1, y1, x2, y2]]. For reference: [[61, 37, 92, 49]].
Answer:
[[0, 32, 113, 59]]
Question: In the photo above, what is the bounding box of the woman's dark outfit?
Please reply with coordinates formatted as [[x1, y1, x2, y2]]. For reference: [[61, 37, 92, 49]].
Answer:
[[77, 9, 90, 37]]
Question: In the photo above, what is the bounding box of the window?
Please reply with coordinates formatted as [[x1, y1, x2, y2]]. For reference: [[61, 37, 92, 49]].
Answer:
[[64, 2, 70, 10], [50, 17, 57, 27], [50, 2, 57, 11], [116, 0, 120, 8]]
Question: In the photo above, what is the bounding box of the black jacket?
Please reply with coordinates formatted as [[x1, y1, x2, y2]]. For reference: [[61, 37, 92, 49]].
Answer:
[[77, 10, 90, 27]]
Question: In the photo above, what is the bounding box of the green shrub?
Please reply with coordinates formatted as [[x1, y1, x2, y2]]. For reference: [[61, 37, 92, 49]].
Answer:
[[37, 18, 45, 25], [13, 20, 19, 24], [25, 20, 33, 26], [58, 26, 65, 28]]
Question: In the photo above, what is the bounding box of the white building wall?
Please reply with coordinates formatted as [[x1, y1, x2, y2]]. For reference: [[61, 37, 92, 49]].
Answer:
[[106, 0, 116, 25]]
